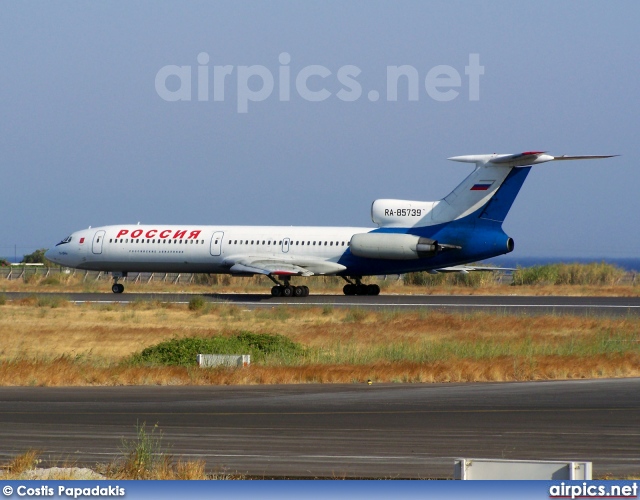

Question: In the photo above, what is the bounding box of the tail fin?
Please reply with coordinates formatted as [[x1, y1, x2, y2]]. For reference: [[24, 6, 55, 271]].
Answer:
[[372, 152, 617, 229], [430, 152, 617, 225]]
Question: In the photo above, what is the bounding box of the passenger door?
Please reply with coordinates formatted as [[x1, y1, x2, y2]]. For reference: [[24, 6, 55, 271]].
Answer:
[[210, 231, 224, 256], [92, 230, 105, 254]]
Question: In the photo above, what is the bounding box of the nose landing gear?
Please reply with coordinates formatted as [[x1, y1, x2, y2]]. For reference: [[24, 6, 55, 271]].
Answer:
[[111, 273, 126, 294]]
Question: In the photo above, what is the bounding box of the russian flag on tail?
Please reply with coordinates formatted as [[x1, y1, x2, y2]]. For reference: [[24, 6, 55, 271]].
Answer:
[[470, 183, 492, 191]]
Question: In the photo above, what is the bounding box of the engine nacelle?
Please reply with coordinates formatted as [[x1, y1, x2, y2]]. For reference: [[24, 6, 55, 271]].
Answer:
[[349, 232, 439, 260], [371, 199, 437, 228]]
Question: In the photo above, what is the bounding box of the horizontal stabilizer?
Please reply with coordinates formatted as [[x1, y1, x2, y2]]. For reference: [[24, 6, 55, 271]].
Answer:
[[449, 152, 618, 168], [549, 155, 619, 161]]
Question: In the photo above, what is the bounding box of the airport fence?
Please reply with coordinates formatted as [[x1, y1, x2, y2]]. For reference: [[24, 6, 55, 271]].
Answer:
[[0, 266, 637, 287], [0, 267, 199, 285]]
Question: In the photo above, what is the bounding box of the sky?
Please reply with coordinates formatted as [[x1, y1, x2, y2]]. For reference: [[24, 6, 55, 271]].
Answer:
[[1, 1, 638, 260]]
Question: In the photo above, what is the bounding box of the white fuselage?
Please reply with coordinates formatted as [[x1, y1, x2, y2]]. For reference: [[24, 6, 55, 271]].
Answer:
[[46, 224, 369, 275]]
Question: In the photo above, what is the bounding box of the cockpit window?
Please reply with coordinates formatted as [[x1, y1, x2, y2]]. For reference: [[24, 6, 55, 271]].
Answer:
[[55, 236, 72, 246]]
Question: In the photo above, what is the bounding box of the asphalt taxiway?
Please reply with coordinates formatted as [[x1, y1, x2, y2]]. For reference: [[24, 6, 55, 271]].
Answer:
[[4, 291, 640, 316], [0, 379, 638, 478]]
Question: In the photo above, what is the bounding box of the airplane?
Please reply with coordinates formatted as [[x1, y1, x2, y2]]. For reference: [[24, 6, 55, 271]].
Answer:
[[45, 151, 617, 296]]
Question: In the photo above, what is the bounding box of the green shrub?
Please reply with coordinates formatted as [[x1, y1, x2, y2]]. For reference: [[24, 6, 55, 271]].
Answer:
[[404, 270, 498, 287], [188, 296, 206, 311], [117, 421, 165, 479], [512, 263, 625, 286], [21, 249, 55, 266], [129, 332, 304, 366], [36, 295, 64, 308], [192, 274, 219, 286], [40, 275, 61, 286], [344, 308, 367, 323]]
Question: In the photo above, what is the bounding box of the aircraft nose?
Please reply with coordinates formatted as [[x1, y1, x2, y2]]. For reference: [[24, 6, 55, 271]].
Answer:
[[44, 248, 59, 264]]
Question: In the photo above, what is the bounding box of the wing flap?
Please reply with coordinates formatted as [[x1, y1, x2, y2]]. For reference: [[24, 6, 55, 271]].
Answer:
[[432, 265, 516, 274], [230, 260, 314, 276], [227, 257, 346, 276]]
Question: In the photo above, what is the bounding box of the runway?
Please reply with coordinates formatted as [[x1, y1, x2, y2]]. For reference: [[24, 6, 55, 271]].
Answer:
[[0, 379, 638, 478], [5, 291, 640, 316]]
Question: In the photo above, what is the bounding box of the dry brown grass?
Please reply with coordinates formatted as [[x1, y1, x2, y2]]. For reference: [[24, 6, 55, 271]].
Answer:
[[1, 353, 638, 386], [0, 439, 213, 480], [1, 271, 639, 296], [3, 450, 41, 475], [1, 300, 638, 386], [106, 455, 208, 480]]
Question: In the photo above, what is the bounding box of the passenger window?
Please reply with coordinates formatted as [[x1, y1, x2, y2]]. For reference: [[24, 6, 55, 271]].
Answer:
[[301, 242, 304, 246], [330, 242, 333, 246]]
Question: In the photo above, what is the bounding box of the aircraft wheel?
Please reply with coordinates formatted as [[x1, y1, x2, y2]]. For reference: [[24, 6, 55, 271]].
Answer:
[[343, 284, 355, 296], [112, 283, 124, 294], [293, 286, 305, 297], [367, 284, 380, 296], [282, 286, 293, 297], [356, 284, 368, 296], [302, 286, 310, 297], [271, 286, 282, 297]]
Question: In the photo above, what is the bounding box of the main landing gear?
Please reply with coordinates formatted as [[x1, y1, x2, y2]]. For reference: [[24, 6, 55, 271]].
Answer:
[[111, 273, 126, 294], [267, 275, 309, 298], [342, 276, 380, 296]]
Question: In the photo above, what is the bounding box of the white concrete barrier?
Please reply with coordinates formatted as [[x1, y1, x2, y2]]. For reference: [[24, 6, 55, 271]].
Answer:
[[454, 458, 592, 480], [197, 354, 250, 368]]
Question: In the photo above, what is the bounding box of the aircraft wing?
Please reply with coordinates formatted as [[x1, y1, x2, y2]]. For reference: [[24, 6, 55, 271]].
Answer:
[[227, 257, 346, 276], [430, 265, 516, 274]]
